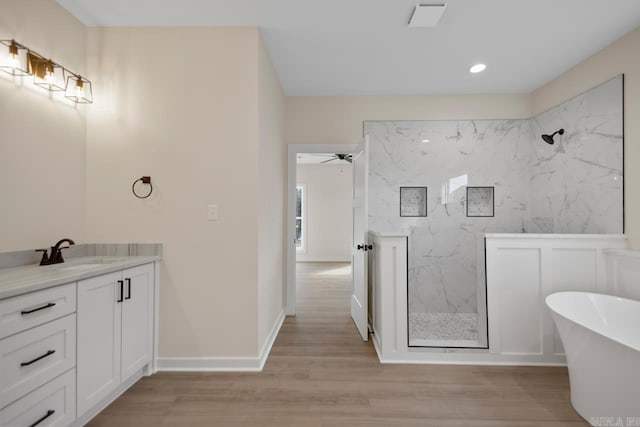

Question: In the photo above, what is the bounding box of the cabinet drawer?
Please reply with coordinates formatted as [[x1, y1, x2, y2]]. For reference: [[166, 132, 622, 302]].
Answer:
[[0, 315, 76, 408], [0, 284, 76, 340], [0, 368, 75, 427]]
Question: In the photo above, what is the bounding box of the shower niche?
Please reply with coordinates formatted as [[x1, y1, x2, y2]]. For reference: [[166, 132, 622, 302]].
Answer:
[[365, 75, 624, 349]]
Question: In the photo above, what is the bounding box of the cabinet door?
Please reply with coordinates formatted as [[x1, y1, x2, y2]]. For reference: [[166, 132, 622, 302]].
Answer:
[[121, 263, 154, 381], [77, 271, 122, 416]]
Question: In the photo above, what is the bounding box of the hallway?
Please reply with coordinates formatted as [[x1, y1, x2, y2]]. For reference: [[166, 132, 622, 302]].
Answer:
[[89, 262, 586, 426]]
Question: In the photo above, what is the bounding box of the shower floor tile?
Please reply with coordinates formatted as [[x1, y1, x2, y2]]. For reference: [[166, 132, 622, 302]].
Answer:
[[409, 312, 479, 342]]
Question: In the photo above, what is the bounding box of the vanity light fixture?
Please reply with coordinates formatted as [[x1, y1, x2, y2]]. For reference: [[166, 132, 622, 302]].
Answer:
[[65, 73, 93, 104], [469, 63, 486, 73], [0, 39, 93, 103], [0, 39, 30, 76], [30, 54, 66, 92]]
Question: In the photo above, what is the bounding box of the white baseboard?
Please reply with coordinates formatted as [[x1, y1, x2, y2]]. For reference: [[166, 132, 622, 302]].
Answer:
[[157, 310, 285, 372], [296, 257, 351, 262], [371, 328, 383, 363], [258, 310, 286, 370]]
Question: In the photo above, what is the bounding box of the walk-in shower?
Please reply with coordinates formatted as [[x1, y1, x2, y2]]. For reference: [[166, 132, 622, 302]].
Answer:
[[365, 75, 624, 349]]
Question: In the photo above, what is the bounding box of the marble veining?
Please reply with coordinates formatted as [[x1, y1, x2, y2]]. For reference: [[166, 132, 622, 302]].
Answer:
[[529, 76, 623, 233], [366, 75, 623, 346], [367, 118, 531, 322]]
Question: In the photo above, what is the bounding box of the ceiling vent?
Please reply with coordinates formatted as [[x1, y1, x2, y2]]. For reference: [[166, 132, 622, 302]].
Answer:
[[408, 3, 447, 27]]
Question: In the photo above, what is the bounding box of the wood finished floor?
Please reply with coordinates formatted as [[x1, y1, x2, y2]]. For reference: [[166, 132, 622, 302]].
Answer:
[[89, 262, 587, 427]]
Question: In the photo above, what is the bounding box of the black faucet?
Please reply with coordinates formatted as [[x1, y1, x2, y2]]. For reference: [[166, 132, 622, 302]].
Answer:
[[36, 238, 75, 266]]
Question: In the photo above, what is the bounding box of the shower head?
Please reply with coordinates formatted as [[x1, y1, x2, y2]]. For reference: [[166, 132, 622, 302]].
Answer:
[[541, 129, 564, 145]]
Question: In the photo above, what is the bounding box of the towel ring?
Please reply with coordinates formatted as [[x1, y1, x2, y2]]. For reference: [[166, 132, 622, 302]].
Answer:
[[132, 176, 153, 199]]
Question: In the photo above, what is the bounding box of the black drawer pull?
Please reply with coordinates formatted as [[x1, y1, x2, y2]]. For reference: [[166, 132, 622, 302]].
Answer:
[[29, 409, 55, 427], [20, 350, 56, 367], [21, 302, 56, 315], [117, 280, 124, 303], [125, 278, 131, 300]]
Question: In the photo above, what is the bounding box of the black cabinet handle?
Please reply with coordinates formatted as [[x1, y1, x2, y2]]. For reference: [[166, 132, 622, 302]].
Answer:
[[125, 278, 131, 300], [21, 302, 56, 315], [117, 280, 124, 303], [21, 350, 55, 367], [29, 410, 55, 427]]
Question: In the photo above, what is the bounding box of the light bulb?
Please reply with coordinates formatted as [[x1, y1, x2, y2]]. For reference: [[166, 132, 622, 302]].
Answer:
[[75, 80, 85, 98], [44, 62, 56, 84], [8, 53, 18, 69], [7, 42, 19, 69]]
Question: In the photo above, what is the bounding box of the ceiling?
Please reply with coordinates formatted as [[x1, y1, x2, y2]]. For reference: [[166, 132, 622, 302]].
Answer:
[[56, 0, 640, 96]]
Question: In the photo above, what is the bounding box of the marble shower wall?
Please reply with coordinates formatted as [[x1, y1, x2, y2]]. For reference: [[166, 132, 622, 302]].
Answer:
[[529, 76, 624, 233], [366, 119, 531, 314], [365, 75, 624, 316]]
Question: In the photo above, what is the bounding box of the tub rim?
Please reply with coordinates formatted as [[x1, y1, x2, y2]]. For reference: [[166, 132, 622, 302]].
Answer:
[[546, 291, 640, 353]]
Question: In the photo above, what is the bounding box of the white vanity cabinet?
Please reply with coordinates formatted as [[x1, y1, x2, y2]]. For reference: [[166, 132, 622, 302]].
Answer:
[[0, 286, 77, 427], [77, 263, 154, 417], [0, 258, 158, 427]]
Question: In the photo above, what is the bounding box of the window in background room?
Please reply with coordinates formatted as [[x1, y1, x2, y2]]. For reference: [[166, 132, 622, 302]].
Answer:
[[296, 184, 306, 253]]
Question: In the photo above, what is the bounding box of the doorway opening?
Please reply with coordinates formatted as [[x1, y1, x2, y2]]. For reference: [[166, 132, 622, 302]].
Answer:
[[294, 152, 354, 322], [286, 144, 362, 327]]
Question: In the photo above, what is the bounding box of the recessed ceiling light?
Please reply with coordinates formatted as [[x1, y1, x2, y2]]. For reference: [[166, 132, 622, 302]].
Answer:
[[470, 63, 486, 73], [421, 139, 430, 143]]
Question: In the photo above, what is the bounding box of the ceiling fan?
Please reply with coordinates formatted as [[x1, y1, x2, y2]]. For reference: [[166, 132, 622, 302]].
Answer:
[[311, 153, 353, 164]]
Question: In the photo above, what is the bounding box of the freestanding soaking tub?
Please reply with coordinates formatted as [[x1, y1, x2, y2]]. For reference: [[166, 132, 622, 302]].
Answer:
[[546, 292, 640, 424]]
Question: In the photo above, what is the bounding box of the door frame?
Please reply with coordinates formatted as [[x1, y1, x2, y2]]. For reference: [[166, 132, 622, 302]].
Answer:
[[286, 143, 359, 315]]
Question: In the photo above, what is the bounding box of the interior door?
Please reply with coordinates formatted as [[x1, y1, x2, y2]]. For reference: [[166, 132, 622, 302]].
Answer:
[[351, 137, 369, 341], [121, 263, 154, 381]]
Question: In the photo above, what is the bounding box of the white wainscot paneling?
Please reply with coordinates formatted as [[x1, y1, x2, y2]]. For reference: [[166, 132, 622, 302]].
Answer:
[[604, 250, 640, 301], [486, 234, 626, 365], [370, 231, 627, 366], [494, 248, 542, 355]]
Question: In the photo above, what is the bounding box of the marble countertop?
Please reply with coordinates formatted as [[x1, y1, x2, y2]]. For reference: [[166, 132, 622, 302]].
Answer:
[[0, 255, 160, 300]]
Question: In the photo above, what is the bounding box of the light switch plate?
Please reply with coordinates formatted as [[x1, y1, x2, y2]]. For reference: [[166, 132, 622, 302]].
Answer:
[[207, 204, 218, 221]]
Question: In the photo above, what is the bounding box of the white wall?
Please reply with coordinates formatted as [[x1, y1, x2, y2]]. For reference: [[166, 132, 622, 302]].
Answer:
[[0, 0, 87, 251], [285, 94, 532, 146], [86, 27, 269, 359], [257, 36, 286, 352], [296, 163, 353, 262]]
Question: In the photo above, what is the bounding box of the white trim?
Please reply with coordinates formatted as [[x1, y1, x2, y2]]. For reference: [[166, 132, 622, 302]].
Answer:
[[373, 321, 567, 367], [287, 143, 359, 316], [296, 257, 351, 262], [258, 310, 286, 370], [157, 310, 285, 372], [151, 261, 160, 374], [157, 357, 262, 372]]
